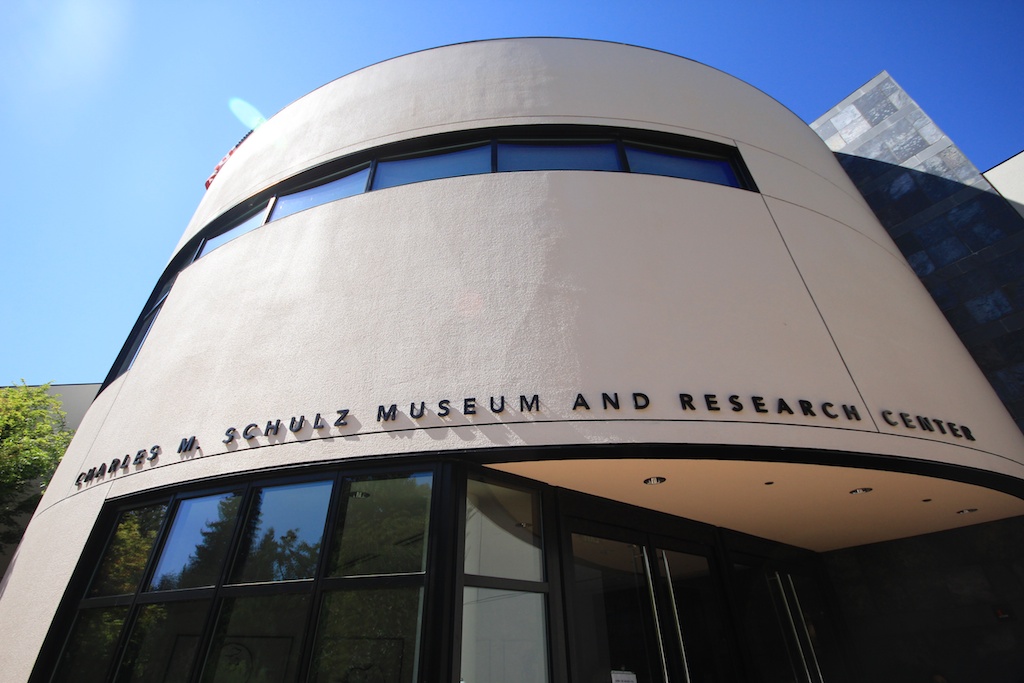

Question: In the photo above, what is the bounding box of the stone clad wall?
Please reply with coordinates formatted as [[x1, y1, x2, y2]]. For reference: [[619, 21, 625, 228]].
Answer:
[[813, 72, 1024, 433]]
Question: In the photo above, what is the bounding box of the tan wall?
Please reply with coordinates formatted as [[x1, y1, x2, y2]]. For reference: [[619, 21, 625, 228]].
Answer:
[[985, 150, 1024, 220]]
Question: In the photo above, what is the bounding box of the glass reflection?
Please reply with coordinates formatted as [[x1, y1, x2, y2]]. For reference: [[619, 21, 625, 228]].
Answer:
[[199, 207, 267, 258], [570, 534, 662, 683], [657, 549, 732, 683], [116, 600, 211, 682], [230, 480, 333, 583], [497, 141, 621, 172], [624, 145, 739, 187], [52, 606, 130, 683], [464, 480, 543, 581], [202, 594, 311, 682], [89, 504, 168, 597], [271, 166, 371, 221], [461, 588, 548, 683], [373, 145, 491, 190], [329, 473, 432, 576], [149, 492, 242, 590], [310, 587, 424, 683]]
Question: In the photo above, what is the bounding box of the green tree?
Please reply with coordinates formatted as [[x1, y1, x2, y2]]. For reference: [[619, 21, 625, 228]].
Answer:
[[0, 382, 74, 553]]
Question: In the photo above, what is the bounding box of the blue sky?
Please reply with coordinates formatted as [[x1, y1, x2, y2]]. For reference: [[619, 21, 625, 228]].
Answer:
[[3, 0, 1022, 386]]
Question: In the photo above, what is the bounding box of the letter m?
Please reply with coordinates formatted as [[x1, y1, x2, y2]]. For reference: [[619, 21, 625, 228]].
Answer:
[[177, 435, 197, 453], [377, 404, 398, 422], [520, 395, 540, 412]]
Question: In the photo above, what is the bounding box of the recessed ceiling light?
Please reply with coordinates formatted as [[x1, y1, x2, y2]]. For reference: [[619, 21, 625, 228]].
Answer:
[[644, 476, 667, 485], [956, 508, 978, 515], [849, 487, 873, 495]]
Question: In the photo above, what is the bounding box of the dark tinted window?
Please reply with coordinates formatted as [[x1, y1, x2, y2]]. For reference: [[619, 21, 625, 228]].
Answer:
[[625, 144, 739, 187], [310, 587, 425, 683], [373, 144, 491, 190], [328, 473, 432, 576], [497, 141, 621, 172]]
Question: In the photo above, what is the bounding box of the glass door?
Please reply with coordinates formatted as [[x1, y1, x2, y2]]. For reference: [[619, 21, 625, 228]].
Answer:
[[654, 548, 735, 683], [565, 523, 734, 683], [730, 559, 844, 683], [568, 531, 667, 683]]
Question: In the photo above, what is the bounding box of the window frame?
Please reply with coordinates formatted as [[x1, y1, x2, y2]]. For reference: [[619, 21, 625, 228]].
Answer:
[[34, 464, 444, 683]]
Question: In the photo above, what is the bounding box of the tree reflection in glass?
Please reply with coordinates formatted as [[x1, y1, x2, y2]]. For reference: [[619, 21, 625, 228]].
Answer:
[[230, 480, 333, 583], [89, 504, 168, 597], [149, 492, 242, 590], [116, 600, 211, 682], [201, 594, 311, 682], [51, 606, 130, 683], [310, 587, 424, 683], [328, 473, 432, 577]]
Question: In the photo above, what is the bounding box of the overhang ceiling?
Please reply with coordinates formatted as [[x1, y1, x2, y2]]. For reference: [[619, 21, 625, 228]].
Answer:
[[488, 458, 1024, 551]]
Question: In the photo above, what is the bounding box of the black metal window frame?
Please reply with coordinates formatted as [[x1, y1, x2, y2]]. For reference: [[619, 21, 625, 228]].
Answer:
[[33, 462, 450, 683], [32, 453, 846, 683]]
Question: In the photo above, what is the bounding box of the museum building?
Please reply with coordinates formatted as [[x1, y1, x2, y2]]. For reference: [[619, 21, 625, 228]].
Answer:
[[4, 39, 1024, 683]]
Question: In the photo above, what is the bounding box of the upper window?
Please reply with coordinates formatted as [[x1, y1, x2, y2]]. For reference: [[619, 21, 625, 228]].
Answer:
[[270, 165, 370, 221], [373, 144, 491, 191], [624, 143, 740, 187], [497, 140, 621, 173], [198, 204, 268, 258]]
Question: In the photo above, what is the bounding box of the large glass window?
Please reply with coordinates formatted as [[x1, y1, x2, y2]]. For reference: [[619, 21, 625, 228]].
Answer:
[[202, 594, 311, 682], [88, 504, 168, 597], [51, 606, 130, 683], [310, 587, 425, 683], [117, 600, 213, 682], [464, 479, 543, 581], [48, 470, 434, 683], [460, 479, 549, 683], [230, 479, 333, 583], [149, 491, 243, 590]]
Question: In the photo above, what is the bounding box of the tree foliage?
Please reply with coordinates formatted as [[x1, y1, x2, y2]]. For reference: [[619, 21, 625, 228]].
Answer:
[[0, 382, 74, 551]]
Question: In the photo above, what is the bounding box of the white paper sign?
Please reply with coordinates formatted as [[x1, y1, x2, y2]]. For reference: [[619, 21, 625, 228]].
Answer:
[[611, 671, 638, 683]]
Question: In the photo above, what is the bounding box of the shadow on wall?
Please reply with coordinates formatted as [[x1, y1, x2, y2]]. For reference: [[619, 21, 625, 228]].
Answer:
[[835, 153, 1024, 434]]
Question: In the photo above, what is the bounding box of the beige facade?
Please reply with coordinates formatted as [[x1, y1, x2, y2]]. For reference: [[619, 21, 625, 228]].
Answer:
[[4, 40, 1023, 683]]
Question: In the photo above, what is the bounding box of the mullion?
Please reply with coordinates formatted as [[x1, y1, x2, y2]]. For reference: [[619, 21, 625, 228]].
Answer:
[[296, 469, 345, 683], [185, 481, 254, 683]]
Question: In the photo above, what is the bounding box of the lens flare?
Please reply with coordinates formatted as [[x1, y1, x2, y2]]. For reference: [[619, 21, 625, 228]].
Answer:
[[228, 97, 266, 130]]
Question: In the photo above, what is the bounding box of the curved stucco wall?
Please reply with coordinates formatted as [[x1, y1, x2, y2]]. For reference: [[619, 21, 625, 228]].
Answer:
[[47, 39, 1024, 505], [4, 39, 1024, 679]]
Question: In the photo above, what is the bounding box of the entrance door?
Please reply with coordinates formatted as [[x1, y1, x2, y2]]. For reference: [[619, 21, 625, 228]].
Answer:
[[730, 558, 844, 683], [564, 521, 735, 683]]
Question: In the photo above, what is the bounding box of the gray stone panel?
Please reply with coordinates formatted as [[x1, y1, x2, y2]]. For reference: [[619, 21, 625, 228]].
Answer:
[[816, 73, 1024, 433]]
